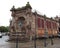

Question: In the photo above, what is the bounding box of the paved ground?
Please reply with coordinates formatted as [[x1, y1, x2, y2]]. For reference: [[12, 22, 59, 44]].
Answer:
[[0, 36, 60, 48]]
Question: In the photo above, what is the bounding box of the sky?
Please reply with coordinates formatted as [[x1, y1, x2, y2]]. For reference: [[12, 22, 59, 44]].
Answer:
[[0, 0, 60, 26]]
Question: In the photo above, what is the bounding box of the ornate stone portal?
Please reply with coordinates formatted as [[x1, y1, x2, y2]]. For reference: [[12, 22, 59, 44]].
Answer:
[[9, 2, 34, 41]]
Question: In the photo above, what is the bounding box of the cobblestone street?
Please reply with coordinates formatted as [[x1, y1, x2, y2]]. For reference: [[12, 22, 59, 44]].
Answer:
[[0, 36, 60, 48]]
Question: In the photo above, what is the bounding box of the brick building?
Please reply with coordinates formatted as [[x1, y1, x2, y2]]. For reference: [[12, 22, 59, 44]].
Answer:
[[9, 2, 58, 40], [54, 16, 60, 32]]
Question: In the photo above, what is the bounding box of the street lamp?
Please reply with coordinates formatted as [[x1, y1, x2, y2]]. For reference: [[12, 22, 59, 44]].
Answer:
[[16, 21, 22, 48], [50, 35, 53, 45], [44, 28, 48, 47], [44, 15, 48, 47], [50, 19, 54, 45], [34, 11, 37, 48], [16, 32, 19, 48]]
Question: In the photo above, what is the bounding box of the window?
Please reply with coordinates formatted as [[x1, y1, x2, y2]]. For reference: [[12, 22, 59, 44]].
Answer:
[[48, 21, 51, 28], [54, 22, 57, 29], [41, 19, 44, 28], [46, 21, 51, 29], [18, 17, 25, 27], [37, 18, 41, 27], [37, 18, 44, 28], [52, 22, 57, 29]]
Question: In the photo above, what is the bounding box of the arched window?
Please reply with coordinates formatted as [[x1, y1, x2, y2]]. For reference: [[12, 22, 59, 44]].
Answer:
[[37, 18, 41, 27], [18, 17, 25, 27], [37, 18, 44, 28]]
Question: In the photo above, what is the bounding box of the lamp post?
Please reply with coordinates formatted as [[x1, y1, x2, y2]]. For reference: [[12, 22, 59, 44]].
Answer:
[[16, 32, 19, 48], [44, 15, 48, 47], [15, 22, 22, 48], [50, 20, 53, 45], [34, 11, 37, 48], [50, 35, 53, 45], [44, 28, 48, 47]]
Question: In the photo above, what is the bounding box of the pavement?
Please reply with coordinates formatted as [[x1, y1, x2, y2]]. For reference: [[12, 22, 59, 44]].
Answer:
[[0, 36, 60, 48]]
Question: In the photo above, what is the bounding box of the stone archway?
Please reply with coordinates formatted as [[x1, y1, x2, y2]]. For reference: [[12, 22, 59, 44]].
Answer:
[[18, 17, 26, 32], [17, 17, 29, 41]]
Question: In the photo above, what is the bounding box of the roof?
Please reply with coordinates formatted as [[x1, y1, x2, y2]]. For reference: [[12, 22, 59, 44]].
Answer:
[[33, 12, 58, 22], [10, 2, 32, 11]]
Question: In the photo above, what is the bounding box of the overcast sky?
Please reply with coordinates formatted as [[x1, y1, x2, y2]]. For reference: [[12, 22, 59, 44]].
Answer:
[[0, 0, 60, 26]]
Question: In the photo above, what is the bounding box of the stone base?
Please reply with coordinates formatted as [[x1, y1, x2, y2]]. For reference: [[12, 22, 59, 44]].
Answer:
[[8, 38, 30, 43], [9, 32, 30, 42]]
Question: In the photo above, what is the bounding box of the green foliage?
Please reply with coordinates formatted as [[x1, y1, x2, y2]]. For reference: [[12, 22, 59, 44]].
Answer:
[[0, 26, 9, 32]]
